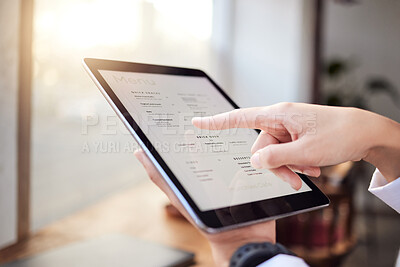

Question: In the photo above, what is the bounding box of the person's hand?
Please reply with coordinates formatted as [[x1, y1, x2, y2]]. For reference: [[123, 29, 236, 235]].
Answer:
[[192, 102, 400, 188], [134, 149, 275, 267]]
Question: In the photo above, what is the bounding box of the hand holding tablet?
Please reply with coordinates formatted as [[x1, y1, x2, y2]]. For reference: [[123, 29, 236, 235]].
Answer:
[[83, 58, 329, 233], [134, 101, 400, 266]]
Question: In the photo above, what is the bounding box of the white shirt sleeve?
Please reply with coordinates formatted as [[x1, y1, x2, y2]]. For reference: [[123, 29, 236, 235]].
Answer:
[[368, 169, 400, 213], [256, 254, 309, 267]]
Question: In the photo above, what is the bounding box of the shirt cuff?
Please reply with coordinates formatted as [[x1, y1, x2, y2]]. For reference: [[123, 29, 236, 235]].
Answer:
[[256, 254, 309, 267], [369, 169, 400, 213]]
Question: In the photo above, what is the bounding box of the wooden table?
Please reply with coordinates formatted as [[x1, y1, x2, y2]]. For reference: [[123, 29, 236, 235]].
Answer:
[[0, 181, 214, 266]]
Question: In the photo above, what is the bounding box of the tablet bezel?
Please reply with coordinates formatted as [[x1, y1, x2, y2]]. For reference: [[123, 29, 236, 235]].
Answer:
[[83, 58, 330, 233]]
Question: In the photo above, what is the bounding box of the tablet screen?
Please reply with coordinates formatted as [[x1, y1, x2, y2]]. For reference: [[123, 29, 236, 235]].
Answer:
[[99, 70, 311, 211]]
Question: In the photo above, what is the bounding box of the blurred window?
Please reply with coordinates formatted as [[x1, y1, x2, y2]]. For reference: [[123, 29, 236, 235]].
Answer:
[[32, 0, 213, 230]]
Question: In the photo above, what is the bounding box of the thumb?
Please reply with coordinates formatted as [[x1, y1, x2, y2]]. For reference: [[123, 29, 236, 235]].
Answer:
[[250, 141, 307, 169]]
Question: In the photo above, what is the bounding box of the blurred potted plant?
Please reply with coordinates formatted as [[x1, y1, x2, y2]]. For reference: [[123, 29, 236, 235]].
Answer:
[[322, 58, 400, 109]]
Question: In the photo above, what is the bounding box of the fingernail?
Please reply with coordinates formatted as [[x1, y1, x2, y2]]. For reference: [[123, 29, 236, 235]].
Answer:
[[289, 179, 301, 191], [303, 170, 314, 177], [251, 153, 261, 169], [291, 183, 300, 191], [191, 117, 202, 125]]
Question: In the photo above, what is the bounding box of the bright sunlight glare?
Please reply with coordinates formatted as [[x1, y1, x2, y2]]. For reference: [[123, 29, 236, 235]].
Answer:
[[36, 0, 141, 48], [35, 0, 212, 49], [147, 0, 213, 41]]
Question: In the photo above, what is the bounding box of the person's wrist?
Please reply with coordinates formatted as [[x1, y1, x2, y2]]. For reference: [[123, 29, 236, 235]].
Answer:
[[207, 228, 275, 267], [209, 237, 275, 267], [229, 242, 296, 267], [363, 112, 400, 183]]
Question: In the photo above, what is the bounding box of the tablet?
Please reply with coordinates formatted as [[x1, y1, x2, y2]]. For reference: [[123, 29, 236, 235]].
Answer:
[[83, 58, 329, 233]]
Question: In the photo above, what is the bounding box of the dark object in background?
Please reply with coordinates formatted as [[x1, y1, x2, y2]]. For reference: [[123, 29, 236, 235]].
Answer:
[[334, 0, 358, 4], [0, 235, 195, 267]]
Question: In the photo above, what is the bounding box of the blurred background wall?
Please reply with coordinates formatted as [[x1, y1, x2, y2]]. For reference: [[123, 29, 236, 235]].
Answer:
[[323, 0, 400, 122], [0, 0, 19, 248], [228, 0, 314, 107]]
